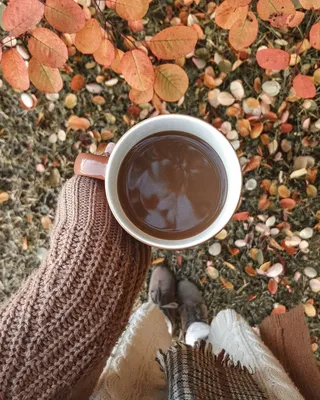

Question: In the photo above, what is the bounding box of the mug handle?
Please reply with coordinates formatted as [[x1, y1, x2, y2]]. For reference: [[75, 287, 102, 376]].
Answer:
[[74, 153, 109, 181]]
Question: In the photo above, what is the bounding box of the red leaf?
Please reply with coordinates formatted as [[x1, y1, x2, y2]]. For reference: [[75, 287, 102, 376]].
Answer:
[[256, 49, 290, 70], [45, 0, 86, 33], [120, 49, 155, 91], [93, 38, 115, 67], [1, 49, 30, 91], [232, 211, 250, 221], [2, 0, 44, 37], [268, 279, 278, 295], [229, 12, 258, 51], [28, 58, 63, 93], [28, 28, 68, 68], [75, 19, 102, 54], [310, 22, 320, 50], [271, 304, 286, 315], [293, 74, 316, 99]]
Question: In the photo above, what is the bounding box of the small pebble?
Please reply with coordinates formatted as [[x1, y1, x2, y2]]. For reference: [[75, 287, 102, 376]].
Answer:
[[231, 140, 240, 150], [64, 93, 77, 109], [217, 92, 235, 106], [209, 242, 221, 256], [266, 216, 276, 227], [303, 303, 316, 317], [105, 78, 119, 87], [245, 179, 257, 191], [235, 239, 247, 248], [206, 266, 219, 280], [58, 130, 66, 141], [281, 139, 292, 153], [290, 168, 307, 179], [266, 263, 284, 278], [262, 81, 281, 96], [309, 279, 320, 293], [220, 121, 232, 135], [49, 133, 57, 144], [226, 130, 238, 141], [215, 229, 228, 240], [304, 267, 317, 278], [285, 236, 301, 247], [230, 80, 244, 100], [46, 93, 59, 102], [299, 227, 313, 239], [86, 83, 102, 94], [299, 240, 309, 251], [294, 271, 302, 282], [270, 228, 279, 236]]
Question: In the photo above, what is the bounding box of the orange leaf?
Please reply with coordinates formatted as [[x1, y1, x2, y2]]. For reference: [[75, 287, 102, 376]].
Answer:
[[115, 0, 149, 21], [256, 49, 290, 70], [149, 26, 198, 60], [120, 49, 154, 91], [75, 19, 102, 54], [28, 58, 63, 93], [45, 0, 85, 33], [257, 0, 295, 21], [228, 246, 240, 256], [220, 277, 234, 290], [258, 194, 271, 210], [226, 0, 251, 5], [2, 0, 44, 37], [67, 115, 90, 131], [232, 211, 250, 221], [244, 155, 262, 172], [1, 49, 30, 91], [245, 266, 257, 276], [287, 11, 305, 28], [111, 49, 124, 74], [128, 19, 144, 33], [70, 74, 85, 91], [271, 304, 286, 315], [229, 12, 258, 51], [129, 87, 154, 104], [152, 257, 165, 265], [215, 3, 248, 30], [154, 64, 189, 102], [93, 38, 115, 67], [293, 74, 316, 99], [268, 279, 278, 295], [310, 22, 320, 50], [28, 28, 68, 68], [280, 198, 296, 210], [223, 261, 237, 271], [300, 0, 320, 9]]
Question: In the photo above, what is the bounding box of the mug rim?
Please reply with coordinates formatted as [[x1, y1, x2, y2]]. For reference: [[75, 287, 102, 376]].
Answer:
[[105, 114, 242, 249]]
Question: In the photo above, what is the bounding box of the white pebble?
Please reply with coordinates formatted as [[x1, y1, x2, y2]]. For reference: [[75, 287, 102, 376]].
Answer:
[[220, 121, 232, 135], [290, 168, 307, 179], [217, 91, 235, 106], [285, 235, 301, 247], [49, 133, 57, 144], [245, 179, 257, 191], [255, 223, 268, 234], [105, 78, 119, 87], [299, 240, 309, 250], [304, 267, 317, 278], [85, 83, 102, 94], [209, 242, 221, 256], [309, 279, 320, 293], [266, 263, 284, 278], [270, 228, 279, 236], [58, 130, 66, 141], [262, 81, 281, 97], [230, 80, 244, 100], [46, 93, 59, 102], [294, 271, 302, 282], [227, 130, 238, 141], [231, 140, 240, 150], [235, 239, 247, 248], [206, 266, 219, 280], [299, 227, 313, 239], [266, 216, 276, 227]]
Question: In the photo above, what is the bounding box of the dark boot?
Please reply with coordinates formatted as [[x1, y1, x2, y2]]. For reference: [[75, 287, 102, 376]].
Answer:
[[148, 266, 178, 331], [177, 279, 208, 336]]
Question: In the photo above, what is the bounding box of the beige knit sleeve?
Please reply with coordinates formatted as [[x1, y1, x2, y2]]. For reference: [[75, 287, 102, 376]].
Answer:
[[0, 176, 151, 400]]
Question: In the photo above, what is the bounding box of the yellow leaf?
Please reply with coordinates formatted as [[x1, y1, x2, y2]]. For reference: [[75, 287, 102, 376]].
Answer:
[[154, 64, 189, 102]]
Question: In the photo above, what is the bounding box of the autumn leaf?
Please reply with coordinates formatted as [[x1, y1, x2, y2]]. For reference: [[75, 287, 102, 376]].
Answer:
[[2, 0, 44, 38], [115, 0, 149, 21], [257, 0, 295, 21], [215, 3, 248, 30], [28, 58, 63, 93], [75, 19, 102, 54], [28, 28, 68, 68], [280, 198, 296, 210], [129, 87, 154, 104], [149, 26, 198, 60], [256, 49, 290, 70], [93, 38, 115, 67], [287, 11, 305, 28], [245, 266, 257, 276], [1, 49, 30, 91], [232, 211, 249, 221], [120, 49, 154, 91], [111, 49, 124, 74], [268, 279, 278, 295], [220, 277, 234, 290], [229, 12, 258, 51], [70, 74, 85, 91], [45, 0, 85, 33], [128, 20, 144, 33], [299, 0, 320, 9], [244, 155, 262, 172], [310, 22, 320, 50], [154, 64, 189, 102], [293, 74, 316, 99]]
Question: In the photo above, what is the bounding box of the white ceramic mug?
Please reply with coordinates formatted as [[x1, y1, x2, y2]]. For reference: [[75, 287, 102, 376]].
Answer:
[[74, 115, 242, 249]]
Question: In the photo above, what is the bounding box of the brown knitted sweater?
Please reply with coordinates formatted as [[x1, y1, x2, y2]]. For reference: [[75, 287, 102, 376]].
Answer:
[[0, 176, 151, 400]]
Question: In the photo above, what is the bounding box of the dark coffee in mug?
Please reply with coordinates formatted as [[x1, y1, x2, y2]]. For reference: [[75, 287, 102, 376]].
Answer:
[[117, 131, 228, 240]]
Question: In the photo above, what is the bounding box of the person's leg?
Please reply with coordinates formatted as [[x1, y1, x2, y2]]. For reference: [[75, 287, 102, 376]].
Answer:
[[177, 280, 210, 345]]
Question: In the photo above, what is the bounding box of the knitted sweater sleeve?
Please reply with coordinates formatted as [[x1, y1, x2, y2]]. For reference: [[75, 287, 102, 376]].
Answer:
[[0, 176, 151, 400]]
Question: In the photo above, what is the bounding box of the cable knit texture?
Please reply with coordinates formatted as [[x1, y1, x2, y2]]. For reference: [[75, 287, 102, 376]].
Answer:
[[0, 176, 151, 400]]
